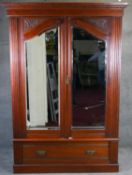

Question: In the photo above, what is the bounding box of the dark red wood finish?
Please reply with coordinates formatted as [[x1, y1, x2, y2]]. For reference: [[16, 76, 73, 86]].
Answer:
[[2, 2, 127, 173], [2, 2, 126, 17], [24, 18, 62, 40], [73, 19, 108, 40]]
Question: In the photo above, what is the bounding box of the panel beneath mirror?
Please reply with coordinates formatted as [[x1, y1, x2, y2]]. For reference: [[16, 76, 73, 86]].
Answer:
[[25, 28, 59, 130], [72, 27, 106, 128]]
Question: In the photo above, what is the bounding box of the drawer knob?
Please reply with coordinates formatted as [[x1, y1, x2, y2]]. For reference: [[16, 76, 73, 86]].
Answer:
[[85, 150, 96, 155], [36, 150, 46, 157]]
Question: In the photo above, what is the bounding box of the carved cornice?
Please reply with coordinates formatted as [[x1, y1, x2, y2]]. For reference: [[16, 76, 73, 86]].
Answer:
[[1, 2, 128, 17]]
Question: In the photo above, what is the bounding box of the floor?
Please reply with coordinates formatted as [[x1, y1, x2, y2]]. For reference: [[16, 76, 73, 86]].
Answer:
[[73, 88, 105, 126], [0, 146, 132, 175]]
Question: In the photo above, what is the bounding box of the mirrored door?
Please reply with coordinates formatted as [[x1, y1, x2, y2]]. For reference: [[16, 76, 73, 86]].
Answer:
[[24, 18, 60, 130], [23, 17, 108, 134], [72, 27, 106, 128]]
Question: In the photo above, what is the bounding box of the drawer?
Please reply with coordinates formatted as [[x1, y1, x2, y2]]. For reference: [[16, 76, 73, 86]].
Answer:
[[23, 142, 109, 164]]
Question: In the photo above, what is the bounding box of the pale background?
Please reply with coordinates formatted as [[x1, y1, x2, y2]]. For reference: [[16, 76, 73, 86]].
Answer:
[[0, 0, 132, 174]]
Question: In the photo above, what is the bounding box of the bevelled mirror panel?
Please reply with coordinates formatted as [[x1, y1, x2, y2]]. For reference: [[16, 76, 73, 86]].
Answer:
[[25, 28, 59, 130], [72, 27, 106, 128]]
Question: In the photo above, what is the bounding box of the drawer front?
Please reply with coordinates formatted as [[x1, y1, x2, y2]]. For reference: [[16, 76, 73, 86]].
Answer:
[[23, 142, 109, 164]]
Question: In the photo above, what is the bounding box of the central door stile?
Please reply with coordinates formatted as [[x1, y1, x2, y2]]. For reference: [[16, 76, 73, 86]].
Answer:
[[66, 17, 73, 138], [60, 17, 72, 139]]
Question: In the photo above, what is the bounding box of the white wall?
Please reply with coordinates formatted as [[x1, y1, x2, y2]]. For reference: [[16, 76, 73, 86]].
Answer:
[[26, 33, 48, 127]]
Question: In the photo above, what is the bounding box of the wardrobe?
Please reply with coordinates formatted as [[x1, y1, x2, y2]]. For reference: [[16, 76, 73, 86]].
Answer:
[[2, 2, 127, 173]]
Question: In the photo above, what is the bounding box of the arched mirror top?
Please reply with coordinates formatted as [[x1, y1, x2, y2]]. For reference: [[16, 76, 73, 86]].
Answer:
[[23, 16, 111, 42], [79, 17, 112, 36], [72, 18, 111, 40], [24, 17, 62, 40]]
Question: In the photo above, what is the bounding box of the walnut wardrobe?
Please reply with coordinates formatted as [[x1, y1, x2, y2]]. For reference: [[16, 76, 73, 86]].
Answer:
[[2, 2, 127, 173]]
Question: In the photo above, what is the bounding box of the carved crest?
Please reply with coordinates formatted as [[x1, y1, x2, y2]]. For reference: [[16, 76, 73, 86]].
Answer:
[[83, 17, 112, 35], [24, 18, 48, 33]]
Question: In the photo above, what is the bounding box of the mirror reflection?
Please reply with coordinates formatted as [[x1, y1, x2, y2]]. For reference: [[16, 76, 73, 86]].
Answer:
[[72, 28, 106, 128], [25, 28, 59, 129]]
